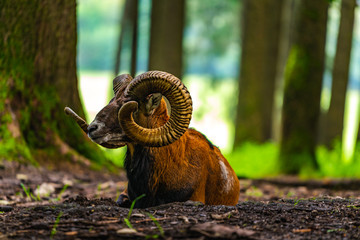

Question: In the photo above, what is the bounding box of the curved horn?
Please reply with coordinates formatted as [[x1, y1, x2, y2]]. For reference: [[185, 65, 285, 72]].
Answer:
[[118, 71, 192, 147], [113, 74, 133, 95], [64, 107, 89, 133]]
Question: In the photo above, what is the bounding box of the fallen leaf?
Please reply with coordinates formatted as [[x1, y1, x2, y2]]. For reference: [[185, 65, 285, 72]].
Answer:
[[293, 229, 312, 233], [116, 228, 138, 234], [116, 228, 145, 237], [132, 213, 146, 218], [0, 200, 11, 205], [16, 174, 28, 181], [64, 231, 78, 236], [135, 217, 168, 224], [178, 216, 190, 224], [34, 183, 56, 197], [190, 222, 255, 239], [211, 210, 237, 220], [99, 181, 114, 190], [62, 179, 73, 186]]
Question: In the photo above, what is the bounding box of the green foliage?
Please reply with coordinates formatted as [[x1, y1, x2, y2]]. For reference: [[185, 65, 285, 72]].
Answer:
[[77, 0, 121, 71], [226, 140, 360, 178], [226, 142, 279, 178], [317, 141, 360, 177], [76, 0, 241, 77], [185, 0, 241, 78], [0, 78, 34, 163], [0, 126, 34, 163], [293, 198, 304, 206], [347, 205, 360, 210]]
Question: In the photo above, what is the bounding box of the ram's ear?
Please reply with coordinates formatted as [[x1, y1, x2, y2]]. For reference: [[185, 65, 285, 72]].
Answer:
[[143, 93, 162, 116]]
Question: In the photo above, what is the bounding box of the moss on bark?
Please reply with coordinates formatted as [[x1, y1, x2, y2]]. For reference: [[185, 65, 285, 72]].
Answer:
[[279, 0, 328, 174], [0, 0, 108, 167]]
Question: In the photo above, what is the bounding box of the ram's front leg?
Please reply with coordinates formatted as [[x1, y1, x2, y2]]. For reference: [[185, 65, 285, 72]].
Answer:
[[116, 186, 131, 207]]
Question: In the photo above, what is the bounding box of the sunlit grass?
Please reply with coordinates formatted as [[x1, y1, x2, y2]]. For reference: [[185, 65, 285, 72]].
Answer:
[[226, 142, 279, 178], [317, 142, 360, 178]]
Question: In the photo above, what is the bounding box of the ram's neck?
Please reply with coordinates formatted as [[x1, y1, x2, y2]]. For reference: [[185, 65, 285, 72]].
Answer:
[[125, 132, 188, 184]]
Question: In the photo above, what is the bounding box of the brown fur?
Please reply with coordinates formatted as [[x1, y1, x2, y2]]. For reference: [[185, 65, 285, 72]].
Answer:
[[88, 85, 240, 207], [129, 100, 240, 205]]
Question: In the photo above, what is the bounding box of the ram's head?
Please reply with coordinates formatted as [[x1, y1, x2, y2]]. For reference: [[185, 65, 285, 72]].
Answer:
[[65, 71, 193, 148]]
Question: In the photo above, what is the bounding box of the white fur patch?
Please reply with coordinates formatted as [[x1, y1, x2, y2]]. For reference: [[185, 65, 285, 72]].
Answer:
[[219, 160, 233, 193]]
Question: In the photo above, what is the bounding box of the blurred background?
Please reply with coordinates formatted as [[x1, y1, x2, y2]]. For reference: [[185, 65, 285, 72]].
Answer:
[[77, 0, 360, 178], [2, 0, 360, 178]]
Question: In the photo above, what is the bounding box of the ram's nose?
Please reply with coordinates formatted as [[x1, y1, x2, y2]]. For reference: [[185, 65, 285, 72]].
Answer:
[[87, 123, 99, 138]]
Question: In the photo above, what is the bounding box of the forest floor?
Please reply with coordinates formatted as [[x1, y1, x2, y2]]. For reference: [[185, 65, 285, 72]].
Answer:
[[1, 160, 360, 239]]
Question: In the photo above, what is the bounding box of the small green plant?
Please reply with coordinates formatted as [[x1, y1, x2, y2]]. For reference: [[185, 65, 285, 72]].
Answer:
[[20, 183, 40, 201], [20, 183, 31, 199], [286, 191, 295, 198], [327, 228, 345, 233], [293, 198, 304, 206], [50, 211, 63, 239], [55, 184, 69, 201], [96, 184, 102, 198], [347, 205, 360, 210], [123, 194, 146, 230], [245, 186, 263, 197], [145, 212, 165, 238]]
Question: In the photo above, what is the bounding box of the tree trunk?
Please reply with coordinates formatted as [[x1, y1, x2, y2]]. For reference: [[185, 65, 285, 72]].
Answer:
[[114, 0, 139, 77], [280, 0, 329, 174], [321, 0, 356, 147], [272, 0, 297, 142], [148, 0, 185, 78], [233, 0, 283, 148], [0, 0, 105, 166]]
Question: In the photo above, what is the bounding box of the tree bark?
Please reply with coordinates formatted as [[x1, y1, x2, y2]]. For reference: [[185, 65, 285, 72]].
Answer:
[[321, 0, 356, 147], [114, 0, 139, 77], [272, 0, 296, 143], [233, 0, 283, 148], [0, 0, 105, 165], [280, 0, 329, 174], [148, 0, 185, 78]]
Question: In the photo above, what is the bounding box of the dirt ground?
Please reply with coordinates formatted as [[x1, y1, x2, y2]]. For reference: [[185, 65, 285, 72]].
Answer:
[[1, 160, 360, 239]]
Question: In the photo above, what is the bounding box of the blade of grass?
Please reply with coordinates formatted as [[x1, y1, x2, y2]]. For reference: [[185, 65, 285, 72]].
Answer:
[[56, 184, 69, 201], [50, 211, 63, 239], [145, 212, 164, 237], [127, 194, 146, 219], [123, 194, 146, 230], [20, 183, 31, 200]]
